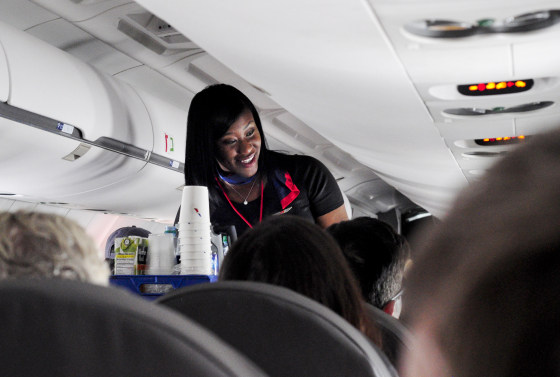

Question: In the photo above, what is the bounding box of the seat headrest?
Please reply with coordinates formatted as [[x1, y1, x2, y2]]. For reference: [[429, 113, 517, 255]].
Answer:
[[364, 303, 414, 367], [0, 279, 267, 377], [157, 281, 398, 377]]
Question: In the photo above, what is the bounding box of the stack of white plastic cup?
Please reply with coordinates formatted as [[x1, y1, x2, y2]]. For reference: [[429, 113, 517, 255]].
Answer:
[[177, 186, 213, 275], [147, 233, 176, 275]]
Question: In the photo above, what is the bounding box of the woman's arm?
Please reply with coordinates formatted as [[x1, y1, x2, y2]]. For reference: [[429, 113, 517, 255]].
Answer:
[[316, 204, 349, 229]]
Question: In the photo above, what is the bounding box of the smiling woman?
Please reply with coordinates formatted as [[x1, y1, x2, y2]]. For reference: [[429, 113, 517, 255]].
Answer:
[[181, 84, 348, 236]]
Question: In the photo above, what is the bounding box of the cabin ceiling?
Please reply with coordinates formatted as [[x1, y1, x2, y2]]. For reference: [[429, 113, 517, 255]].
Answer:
[[1, 0, 559, 221]]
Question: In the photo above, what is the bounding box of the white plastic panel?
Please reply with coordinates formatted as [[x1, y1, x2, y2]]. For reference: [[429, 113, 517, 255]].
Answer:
[[31, 0, 132, 22], [59, 163, 184, 222], [0, 21, 153, 147], [25, 18, 142, 76], [0, 117, 148, 199], [0, 197, 16, 211], [0, 39, 8, 102], [514, 34, 560, 78], [6, 201, 38, 212], [189, 54, 282, 111], [0, 0, 58, 30], [444, 126, 516, 147], [115, 66, 190, 160], [515, 112, 560, 136]]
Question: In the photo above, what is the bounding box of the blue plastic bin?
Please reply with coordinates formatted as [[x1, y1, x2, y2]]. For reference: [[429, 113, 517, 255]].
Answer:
[[110, 275, 218, 300]]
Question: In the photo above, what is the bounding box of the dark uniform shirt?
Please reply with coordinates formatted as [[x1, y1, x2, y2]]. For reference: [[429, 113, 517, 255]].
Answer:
[[210, 152, 343, 236]]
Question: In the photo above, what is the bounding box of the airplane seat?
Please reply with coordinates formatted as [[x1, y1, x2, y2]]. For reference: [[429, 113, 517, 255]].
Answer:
[[156, 281, 398, 377], [0, 279, 267, 377], [364, 303, 414, 367]]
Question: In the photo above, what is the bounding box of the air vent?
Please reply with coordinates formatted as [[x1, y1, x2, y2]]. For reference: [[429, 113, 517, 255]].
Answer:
[[444, 101, 553, 116], [405, 9, 560, 38], [118, 12, 199, 55], [462, 151, 508, 158]]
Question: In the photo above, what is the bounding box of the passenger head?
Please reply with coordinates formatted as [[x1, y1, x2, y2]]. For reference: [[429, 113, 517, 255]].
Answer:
[[0, 211, 109, 285], [185, 84, 269, 191], [401, 127, 560, 376], [219, 215, 372, 336], [327, 217, 410, 317]]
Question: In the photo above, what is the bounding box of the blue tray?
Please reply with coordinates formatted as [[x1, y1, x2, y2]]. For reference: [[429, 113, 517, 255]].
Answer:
[[110, 275, 218, 300]]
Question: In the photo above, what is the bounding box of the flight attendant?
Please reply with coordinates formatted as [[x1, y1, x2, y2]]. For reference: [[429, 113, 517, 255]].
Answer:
[[181, 84, 348, 236]]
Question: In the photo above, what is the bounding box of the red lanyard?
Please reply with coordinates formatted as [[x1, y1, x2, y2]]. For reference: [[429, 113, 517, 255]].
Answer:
[[216, 178, 264, 228]]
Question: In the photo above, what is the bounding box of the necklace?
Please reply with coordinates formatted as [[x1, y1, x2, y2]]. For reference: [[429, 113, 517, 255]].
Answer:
[[216, 178, 264, 229], [225, 178, 258, 205]]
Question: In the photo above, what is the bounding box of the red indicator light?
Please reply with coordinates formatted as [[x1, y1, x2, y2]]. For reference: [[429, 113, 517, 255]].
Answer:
[[478, 83, 486, 91], [507, 82, 514, 87]]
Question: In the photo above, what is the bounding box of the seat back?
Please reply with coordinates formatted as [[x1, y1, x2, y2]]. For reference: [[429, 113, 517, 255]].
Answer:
[[157, 281, 398, 377], [0, 279, 267, 377], [364, 304, 414, 367]]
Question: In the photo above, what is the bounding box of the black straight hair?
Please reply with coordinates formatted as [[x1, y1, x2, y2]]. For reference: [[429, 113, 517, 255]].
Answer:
[[219, 215, 380, 344], [184, 84, 269, 203]]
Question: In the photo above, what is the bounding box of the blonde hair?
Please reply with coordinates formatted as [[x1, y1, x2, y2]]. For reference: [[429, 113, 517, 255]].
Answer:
[[0, 211, 109, 285]]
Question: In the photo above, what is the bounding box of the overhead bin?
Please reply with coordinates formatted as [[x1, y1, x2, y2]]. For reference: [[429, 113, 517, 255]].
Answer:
[[0, 41, 7, 102], [0, 21, 153, 148], [0, 21, 160, 207]]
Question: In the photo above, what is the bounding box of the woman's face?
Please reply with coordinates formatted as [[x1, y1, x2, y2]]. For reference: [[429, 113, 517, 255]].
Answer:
[[215, 110, 261, 178]]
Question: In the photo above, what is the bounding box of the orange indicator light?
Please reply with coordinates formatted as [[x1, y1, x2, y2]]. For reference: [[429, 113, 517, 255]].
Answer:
[[469, 85, 478, 91], [518, 135, 525, 139], [483, 138, 490, 142], [496, 82, 507, 89], [486, 82, 496, 90], [515, 81, 526, 87]]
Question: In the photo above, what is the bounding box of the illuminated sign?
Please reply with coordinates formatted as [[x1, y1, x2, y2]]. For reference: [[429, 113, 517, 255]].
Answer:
[[458, 80, 533, 96], [474, 135, 529, 146]]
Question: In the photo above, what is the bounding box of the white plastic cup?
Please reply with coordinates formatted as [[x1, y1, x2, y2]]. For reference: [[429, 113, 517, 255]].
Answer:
[[147, 233, 176, 275], [179, 236, 212, 245], [177, 226, 211, 235], [177, 222, 211, 229], [179, 244, 212, 254], [179, 186, 210, 224], [177, 223, 211, 231], [180, 254, 213, 275]]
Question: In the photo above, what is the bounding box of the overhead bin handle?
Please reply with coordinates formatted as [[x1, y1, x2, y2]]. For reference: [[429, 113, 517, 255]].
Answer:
[[0, 101, 83, 139], [0, 101, 183, 173], [96, 136, 148, 160]]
